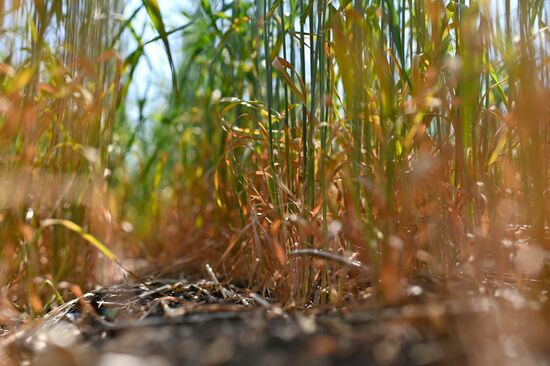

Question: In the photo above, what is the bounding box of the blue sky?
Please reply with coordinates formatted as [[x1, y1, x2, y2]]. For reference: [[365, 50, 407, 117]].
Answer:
[[124, 1, 192, 119]]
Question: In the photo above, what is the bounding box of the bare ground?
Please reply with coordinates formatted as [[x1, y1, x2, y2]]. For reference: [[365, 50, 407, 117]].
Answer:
[[1, 274, 549, 366]]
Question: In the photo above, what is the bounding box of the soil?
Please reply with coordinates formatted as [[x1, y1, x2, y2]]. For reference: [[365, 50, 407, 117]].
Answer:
[[1, 274, 549, 366]]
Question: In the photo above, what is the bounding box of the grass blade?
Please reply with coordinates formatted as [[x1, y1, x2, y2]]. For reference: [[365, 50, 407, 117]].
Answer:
[[40, 219, 117, 261], [142, 0, 178, 95]]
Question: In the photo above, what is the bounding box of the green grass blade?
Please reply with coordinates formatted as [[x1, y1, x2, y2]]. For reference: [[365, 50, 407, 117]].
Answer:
[[142, 0, 178, 95], [40, 219, 117, 261]]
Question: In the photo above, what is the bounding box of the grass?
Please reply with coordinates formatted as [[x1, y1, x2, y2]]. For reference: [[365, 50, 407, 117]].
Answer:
[[0, 0, 548, 316]]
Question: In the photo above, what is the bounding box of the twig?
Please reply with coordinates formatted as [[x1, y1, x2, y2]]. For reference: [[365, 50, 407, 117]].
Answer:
[[288, 249, 371, 274]]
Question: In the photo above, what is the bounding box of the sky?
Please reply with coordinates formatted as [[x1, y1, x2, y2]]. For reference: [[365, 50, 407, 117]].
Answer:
[[124, 0, 192, 120]]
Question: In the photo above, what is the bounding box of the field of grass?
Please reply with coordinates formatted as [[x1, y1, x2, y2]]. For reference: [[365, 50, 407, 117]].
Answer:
[[0, 0, 548, 324]]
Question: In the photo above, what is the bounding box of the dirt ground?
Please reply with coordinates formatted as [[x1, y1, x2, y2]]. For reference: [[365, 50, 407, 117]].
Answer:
[[1, 274, 549, 366]]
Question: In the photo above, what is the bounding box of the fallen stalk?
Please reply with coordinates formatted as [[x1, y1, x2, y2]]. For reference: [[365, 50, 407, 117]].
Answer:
[[288, 249, 371, 275]]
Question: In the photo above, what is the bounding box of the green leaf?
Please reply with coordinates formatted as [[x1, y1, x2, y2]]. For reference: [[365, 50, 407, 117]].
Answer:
[[487, 130, 508, 167], [41, 219, 117, 261], [338, 0, 353, 11], [384, 0, 411, 89], [488, 64, 510, 110], [300, 1, 314, 25], [269, 34, 284, 62], [142, 0, 178, 95], [267, 0, 283, 19]]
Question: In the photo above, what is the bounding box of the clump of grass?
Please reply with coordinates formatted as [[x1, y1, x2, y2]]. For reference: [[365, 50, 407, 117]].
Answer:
[[135, 0, 548, 305], [0, 0, 124, 314]]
